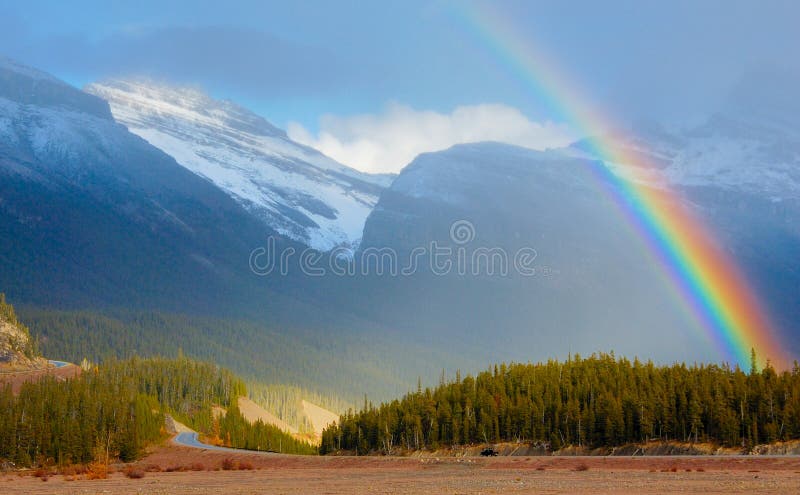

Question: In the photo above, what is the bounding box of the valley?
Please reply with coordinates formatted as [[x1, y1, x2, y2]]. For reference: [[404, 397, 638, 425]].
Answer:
[[1, 4, 799, 492], [2, 56, 799, 411]]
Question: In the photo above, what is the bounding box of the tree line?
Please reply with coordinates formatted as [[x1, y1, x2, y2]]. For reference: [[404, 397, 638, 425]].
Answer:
[[213, 399, 317, 454], [322, 353, 800, 454], [21, 307, 407, 406], [0, 356, 316, 466]]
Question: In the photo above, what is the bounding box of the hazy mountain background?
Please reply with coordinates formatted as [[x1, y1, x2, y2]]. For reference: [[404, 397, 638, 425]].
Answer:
[[1, 56, 798, 414]]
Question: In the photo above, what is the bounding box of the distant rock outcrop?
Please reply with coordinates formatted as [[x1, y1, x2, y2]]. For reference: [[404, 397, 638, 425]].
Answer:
[[0, 293, 47, 370]]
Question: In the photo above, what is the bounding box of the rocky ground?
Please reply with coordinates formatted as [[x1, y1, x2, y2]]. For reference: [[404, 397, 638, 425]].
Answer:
[[0, 318, 47, 372]]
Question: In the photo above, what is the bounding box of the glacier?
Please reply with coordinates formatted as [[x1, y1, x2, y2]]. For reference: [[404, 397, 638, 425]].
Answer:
[[86, 79, 391, 251]]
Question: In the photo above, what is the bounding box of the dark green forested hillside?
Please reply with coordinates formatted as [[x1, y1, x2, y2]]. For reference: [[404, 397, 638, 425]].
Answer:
[[0, 356, 315, 467], [19, 308, 448, 405], [322, 353, 800, 454]]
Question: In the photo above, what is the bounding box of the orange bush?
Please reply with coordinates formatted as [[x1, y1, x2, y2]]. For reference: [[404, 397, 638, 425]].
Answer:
[[85, 461, 108, 480]]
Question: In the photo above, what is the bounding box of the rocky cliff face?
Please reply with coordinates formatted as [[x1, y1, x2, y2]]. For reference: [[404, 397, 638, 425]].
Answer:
[[0, 297, 46, 370]]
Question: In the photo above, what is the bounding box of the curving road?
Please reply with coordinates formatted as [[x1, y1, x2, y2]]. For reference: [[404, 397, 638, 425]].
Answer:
[[0, 359, 73, 376], [172, 431, 281, 455]]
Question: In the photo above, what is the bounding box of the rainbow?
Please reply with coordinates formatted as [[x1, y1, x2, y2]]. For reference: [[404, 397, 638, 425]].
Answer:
[[451, 4, 789, 369]]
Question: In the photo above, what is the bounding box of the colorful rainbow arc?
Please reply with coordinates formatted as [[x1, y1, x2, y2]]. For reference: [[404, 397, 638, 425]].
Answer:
[[452, 4, 790, 369]]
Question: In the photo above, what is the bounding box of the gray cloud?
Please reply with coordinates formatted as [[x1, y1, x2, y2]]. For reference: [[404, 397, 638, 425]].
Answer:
[[0, 21, 362, 96]]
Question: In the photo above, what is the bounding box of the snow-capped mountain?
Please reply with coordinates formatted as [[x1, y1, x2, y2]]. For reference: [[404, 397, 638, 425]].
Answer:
[[355, 142, 720, 363], [86, 79, 390, 250], [353, 70, 800, 362], [0, 57, 284, 311], [361, 69, 800, 360], [607, 71, 800, 197]]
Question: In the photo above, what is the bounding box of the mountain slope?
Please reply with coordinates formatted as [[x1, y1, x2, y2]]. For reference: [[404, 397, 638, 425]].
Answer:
[[353, 142, 712, 364], [86, 79, 388, 250], [355, 130, 799, 364], [596, 71, 800, 354], [0, 57, 283, 311], [0, 59, 475, 404], [665, 69, 800, 194]]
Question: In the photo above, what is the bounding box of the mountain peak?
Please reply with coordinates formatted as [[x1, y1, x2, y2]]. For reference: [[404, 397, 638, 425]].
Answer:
[[706, 66, 800, 140], [0, 56, 63, 84], [0, 56, 112, 120], [86, 78, 288, 139], [86, 79, 386, 250], [726, 67, 800, 116]]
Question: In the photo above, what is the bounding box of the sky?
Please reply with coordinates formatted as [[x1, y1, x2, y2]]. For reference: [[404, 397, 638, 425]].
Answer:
[[1, 0, 798, 173]]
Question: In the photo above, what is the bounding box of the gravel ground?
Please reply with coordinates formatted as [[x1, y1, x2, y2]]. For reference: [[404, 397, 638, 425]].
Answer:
[[3, 445, 800, 494]]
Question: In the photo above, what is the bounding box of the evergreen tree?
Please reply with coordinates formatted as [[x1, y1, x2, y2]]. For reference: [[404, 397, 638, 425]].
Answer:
[[322, 354, 800, 454]]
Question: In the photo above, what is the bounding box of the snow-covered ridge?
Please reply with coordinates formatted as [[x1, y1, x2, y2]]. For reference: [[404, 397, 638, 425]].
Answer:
[[1, 57, 113, 120], [0, 56, 63, 84], [615, 114, 800, 196], [87, 79, 389, 250], [566, 108, 800, 197]]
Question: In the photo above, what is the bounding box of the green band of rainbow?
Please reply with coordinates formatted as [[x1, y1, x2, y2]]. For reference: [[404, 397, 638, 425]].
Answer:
[[452, 3, 789, 369]]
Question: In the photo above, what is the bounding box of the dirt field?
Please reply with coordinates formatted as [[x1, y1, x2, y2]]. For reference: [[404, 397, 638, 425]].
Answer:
[[3, 444, 800, 494], [0, 363, 81, 394]]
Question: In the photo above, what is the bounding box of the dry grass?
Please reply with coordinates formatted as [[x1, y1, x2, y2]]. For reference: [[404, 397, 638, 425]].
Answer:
[[5, 459, 800, 495], [58, 466, 78, 477], [221, 458, 236, 471], [302, 400, 339, 437], [238, 397, 298, 435], [123, 467, 145, 479], [31, 468, 48, 480]]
